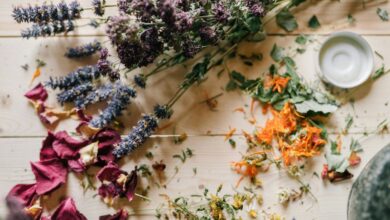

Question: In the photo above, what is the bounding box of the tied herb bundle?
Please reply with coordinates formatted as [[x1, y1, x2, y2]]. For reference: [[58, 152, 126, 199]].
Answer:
[[15, 0, 308, 159]]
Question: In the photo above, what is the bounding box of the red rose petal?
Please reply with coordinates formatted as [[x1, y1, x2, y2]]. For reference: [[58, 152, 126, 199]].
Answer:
[[6, 183, 37, 207], [92, 128, 121, 163], [24, 83, 48, 102], [76, 109, 92, 122], [50, 198, 87, 220], [5, 196, 33, 220], [99, 209, 128, 220], [31, 159, 68, 195], [96, 161, 123, 182], [52, 131, 89, 160], [67, 159, 86, 173], [40, 132, 58, 160], [98, 183, 120, 199], [125, 169, 138, 202]]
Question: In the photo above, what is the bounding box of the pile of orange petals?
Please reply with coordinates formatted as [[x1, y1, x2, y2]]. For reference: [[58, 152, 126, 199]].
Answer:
[[255, 102, 326, 165], [265, 75, 290, 93]]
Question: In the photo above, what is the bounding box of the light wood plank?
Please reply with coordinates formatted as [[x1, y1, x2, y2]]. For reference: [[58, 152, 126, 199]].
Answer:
[[0, 36, 390, 136], [0, 0, 390, 37], [0, 134, 388, 219]]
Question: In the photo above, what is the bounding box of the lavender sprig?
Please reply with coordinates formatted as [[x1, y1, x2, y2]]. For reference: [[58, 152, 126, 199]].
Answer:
[[12, 1, 82, 24], [46, 65, 101, 90], [21, 20, 74, 39], [65, 41, 102, 58], [92, 0, 106, 16], [57, 83, 93, 105], [75, 83, 114, 109], [89, 84, 136, 128], [113, 114, 158, 159]]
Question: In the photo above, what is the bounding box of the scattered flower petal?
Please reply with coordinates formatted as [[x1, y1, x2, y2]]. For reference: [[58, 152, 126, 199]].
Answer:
[[99, 209, 128, 220], [31, 158, 68, 195], [6, 183, 37, 207], [24, 83, 48, 102], [50, 198, 87, 220]]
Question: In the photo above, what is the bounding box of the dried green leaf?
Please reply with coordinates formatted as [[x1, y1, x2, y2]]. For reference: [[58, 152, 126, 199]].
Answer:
[[276, 9, 298, 32]]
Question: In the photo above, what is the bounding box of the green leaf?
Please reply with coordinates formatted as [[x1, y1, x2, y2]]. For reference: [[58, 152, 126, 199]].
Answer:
[[276, 9, 298, 32], [372, 65, 388, 80], [330, 141, 339, 155], [295, 34, 307, 45], [347, 14, 356, 24], [270, 44, 284, 62], [290, 0, 306, 7], [344, 114, 353, 133], [308, 15, 321, 29], [377, 8, 389, 21], [225, 80, 238, 91], [350, 138, 362, 152], [294, 99, 338, 114], [230, 71, 245, 83]]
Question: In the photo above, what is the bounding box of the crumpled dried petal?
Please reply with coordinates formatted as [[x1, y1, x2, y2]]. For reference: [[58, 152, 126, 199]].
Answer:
[[92, 128, 121, 163], [24, 83, 48, 102], [50, 198, 87, 220], [76, 121, 101, 137], [40, 132, 58, 160], [67, 159, 86, 173], [6, 183, 38, 207], [96, 161, 123, 182], [99, 209, 129, 220], [31, 158, 68, 195], [52, 131, 89, 160], [79, 142, 99, 166], [124, 168, 137, 201], [98, 183, 120, 205]]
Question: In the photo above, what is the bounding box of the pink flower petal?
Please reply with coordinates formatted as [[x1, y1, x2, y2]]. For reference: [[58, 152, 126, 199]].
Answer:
[[52, 131, 89, 160], [24, 83, 48, 102], [92, 128, 121, 163], [67, 159, 86, 173], [76, 109, 92, 122], [6, 183, 37, 207], [40, 132, 58, 161], [5, 196, 33, 220], [125, 169, 138, 202], [98, 183, 120, 199], [99, 209, 128, 220], [96, 161, 123, 182], [50, 198, 87, 220], [31, 159, 68, 195]]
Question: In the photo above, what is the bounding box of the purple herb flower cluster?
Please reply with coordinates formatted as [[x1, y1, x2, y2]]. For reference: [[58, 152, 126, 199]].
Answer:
[[112, 114, 158, 158], [57, 83, 93, 105], [65, 40, 102, 58], [97, 48, 120, 81]]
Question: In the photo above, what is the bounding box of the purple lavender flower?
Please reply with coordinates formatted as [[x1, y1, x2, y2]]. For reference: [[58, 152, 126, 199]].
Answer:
[[113, 114, 158, 158], [65, 40, 102, 58], [57, 83, 93, 105], [116, 41, 143, 69], [92, 0, 105, 16], [13, 1, 82, 24], [133, 74, 146, 88], [154, 104, 172, 119], [97, 48, 120, 81], [75, 83, 114, 109], [199, 26, 217, 45], [212, 2, 230, 23], [131, 0, 157, 22], [117, 0, 131, 13], [182, 38, 201, 58], [46, 65, 101, 90], [89, 84, 136, 128], [245, 0, 266, 17], [174, 11, 193, 31], [21, 20, 74, 39], [158, 0, 176, 26], [106, 15, 135, 45]]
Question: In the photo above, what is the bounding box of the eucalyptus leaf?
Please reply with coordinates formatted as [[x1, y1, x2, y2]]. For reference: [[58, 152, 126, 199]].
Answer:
[[294, 99, 338, 114], [270, 44, 284, 62], [308, 15, 321, 29], [377, 8, 389, 21], [276, 9, 298, 32]]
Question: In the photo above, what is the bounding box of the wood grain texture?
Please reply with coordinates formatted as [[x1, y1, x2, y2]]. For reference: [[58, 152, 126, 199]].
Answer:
[[1, 0, 390, 219], [0, 134, 389, 219]]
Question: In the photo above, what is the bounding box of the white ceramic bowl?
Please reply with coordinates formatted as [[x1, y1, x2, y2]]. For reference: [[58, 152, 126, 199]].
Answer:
[[316, 32, 374, 88]]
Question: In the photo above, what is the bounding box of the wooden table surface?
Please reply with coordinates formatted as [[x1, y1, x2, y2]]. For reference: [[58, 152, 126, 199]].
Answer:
[[1, 0, 390, 219]]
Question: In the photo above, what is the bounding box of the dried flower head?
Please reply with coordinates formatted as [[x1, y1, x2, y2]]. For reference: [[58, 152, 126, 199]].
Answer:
[[65, 40, 102, 58], [153, 104, 172, 119], [113, 114, 158, 158], [75, 83, 115, 109], [97, 48, 121, 81], [56, 83, 93, 105], [92, 0, 105, 16], [133, 74, 146, 88], [89, 84, 136, 128], [46, 65, 101, 90], [21, 20, 75, 39]]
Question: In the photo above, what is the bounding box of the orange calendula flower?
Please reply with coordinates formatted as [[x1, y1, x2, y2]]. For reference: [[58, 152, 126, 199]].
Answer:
[[265, 76, 290, 93]]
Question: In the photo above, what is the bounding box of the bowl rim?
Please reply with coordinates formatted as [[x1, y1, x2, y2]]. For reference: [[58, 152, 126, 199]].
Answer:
[[315, 31, 374, 89]]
